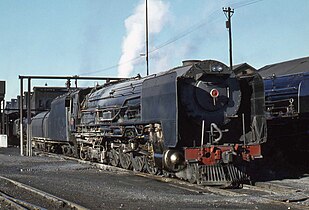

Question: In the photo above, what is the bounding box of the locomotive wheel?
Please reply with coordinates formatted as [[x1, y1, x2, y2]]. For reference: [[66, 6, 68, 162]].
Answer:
[[119, 149, 132, 170], [109, 148, 120, 167], [162, 170, 172, 178], [187, 163, 198, 184], [145, 158, 159, 175], [80, 149, 88, 161], [99, 151, 106, 164], [131, 153, 145, 172]]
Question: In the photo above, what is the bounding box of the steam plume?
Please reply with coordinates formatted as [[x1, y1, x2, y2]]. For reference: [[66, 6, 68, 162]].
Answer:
[[118, 0, 169, 77]]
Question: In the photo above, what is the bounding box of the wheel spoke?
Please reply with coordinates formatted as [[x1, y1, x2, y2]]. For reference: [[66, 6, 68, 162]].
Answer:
[[119, 149, 132, 170], [109, 148, 119, 167], [131, 153, 145, 172], [145, 157, 159, 175]]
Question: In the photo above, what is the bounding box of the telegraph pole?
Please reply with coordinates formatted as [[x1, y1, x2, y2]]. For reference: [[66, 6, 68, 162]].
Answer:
[[145, 0, 149, 76], [223, 7, 234, 71]]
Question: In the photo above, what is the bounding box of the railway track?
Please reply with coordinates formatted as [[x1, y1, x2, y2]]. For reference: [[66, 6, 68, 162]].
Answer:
[[0, 175, 88, 210], [136, 172, 309, 209], [36, 151, 309, 209]]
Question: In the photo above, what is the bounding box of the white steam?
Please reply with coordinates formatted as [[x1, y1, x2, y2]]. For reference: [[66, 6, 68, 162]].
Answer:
[[117, 0, 169, 77]]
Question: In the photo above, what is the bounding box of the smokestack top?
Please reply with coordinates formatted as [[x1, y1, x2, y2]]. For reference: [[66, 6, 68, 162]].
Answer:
[[182, 60, 201, 66]]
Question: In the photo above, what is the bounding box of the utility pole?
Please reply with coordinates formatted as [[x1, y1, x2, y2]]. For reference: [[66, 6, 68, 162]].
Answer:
[[145, 0, 149, 76], [223, 7, 234, 71], [0, 81, 5, 135]]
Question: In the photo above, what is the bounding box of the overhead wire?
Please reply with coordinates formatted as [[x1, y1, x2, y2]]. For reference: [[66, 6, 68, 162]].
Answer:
[[231, 0, 264, 8], [81, 0, 264, 76]]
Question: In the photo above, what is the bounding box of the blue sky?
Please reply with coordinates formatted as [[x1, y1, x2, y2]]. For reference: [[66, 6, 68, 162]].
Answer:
[[0, 0, 308, 100]]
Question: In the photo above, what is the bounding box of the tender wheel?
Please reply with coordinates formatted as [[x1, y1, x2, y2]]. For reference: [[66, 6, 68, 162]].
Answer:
[[131, 153, 145, 172], [62, 145, 73, 156], [46, 144, 52, 153], [119, 149, 132, 169], [108, 148, 120, 167]]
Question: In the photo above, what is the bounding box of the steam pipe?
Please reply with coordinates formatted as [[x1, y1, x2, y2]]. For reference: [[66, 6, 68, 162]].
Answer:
[[200, 120, 205, 147], [242, 113, 246, 145]]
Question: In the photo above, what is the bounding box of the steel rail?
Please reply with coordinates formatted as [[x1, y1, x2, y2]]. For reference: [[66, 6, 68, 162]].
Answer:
[[0, 191, 45, 210], [34, 151, 309, 209], [0, 175, 89, 210]]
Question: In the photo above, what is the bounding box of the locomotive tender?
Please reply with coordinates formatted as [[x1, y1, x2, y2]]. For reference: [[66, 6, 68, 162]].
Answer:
[[31, 59, 266, 186]]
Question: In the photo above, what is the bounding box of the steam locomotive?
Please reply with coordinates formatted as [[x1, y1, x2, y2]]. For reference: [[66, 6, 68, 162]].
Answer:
[[263, 72, 309, 170], [31, 59, 267, 186]]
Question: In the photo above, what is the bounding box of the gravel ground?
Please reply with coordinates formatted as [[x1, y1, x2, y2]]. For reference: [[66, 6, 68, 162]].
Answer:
[[0, 147, 307, 210]]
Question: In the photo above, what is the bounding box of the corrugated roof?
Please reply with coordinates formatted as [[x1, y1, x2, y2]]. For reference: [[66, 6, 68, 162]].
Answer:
[[258, 56, 309, 78]]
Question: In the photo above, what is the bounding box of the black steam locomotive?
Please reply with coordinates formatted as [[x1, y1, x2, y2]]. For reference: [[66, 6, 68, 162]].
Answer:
[[263, 72, 309, 170], [31, 59, 266, 186]]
